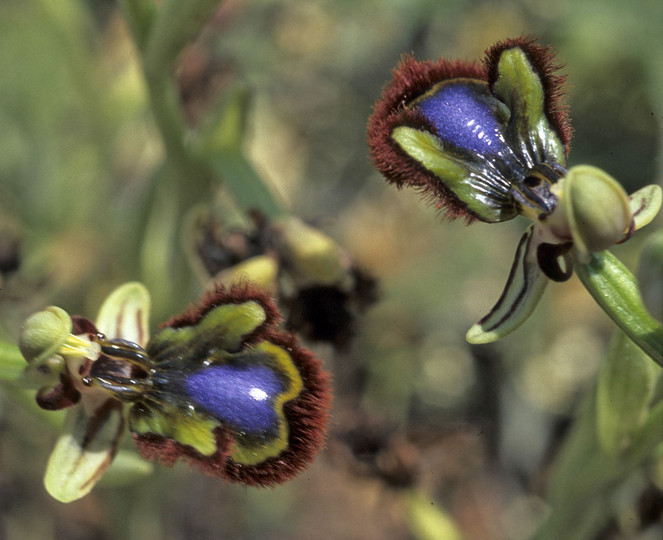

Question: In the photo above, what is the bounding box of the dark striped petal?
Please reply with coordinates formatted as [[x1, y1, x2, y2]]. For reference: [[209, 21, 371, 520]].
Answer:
[[466, 224, 550, 343], [44, 396, 124, 503]]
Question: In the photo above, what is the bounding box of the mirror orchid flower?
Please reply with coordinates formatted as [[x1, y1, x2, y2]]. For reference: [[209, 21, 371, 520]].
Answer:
[[20, 282, 331, 502], [367, 36, 662, 343]]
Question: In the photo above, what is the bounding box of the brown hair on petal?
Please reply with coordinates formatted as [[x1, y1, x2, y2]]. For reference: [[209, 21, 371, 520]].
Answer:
[[161, 283, 281, 343], [132, 429, 234, 470], [367, 55, 485, 222], [221, 331, 332, 486], [483, 36, 573, 153]]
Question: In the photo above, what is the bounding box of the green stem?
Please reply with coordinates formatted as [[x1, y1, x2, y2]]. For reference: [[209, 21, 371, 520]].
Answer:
[[142, 0, 222, 77], [534, 391, 663, 539], [207, 152, 287, 220], [574, 250, 663, 368], [119, 0, 286, 219], [116, 0, 156, 51], [0, 340, 26, 381]]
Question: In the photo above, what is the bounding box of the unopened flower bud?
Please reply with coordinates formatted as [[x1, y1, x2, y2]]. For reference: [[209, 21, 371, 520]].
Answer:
[[19, 306, 99, 368], [20, 307, 73, 365], [564, 165, 632, 256], [213, 254, 279, 293], [273, 218, 350, 288]]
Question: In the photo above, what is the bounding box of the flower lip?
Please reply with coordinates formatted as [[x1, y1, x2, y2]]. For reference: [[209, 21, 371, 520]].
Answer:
[[367, 36, 571, 223]]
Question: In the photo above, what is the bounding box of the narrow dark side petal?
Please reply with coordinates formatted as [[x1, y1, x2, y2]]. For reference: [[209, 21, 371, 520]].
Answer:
[[36, 375, 81, 410], [484, 36, 573, 153], [367, 55, 485, 222]]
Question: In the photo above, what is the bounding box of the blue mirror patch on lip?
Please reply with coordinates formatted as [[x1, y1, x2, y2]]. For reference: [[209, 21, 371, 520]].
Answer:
[[184, 363, 285, 434], [413, 81, 513, 159]]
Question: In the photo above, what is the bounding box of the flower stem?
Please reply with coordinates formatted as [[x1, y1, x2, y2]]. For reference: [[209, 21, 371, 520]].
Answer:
[[574, 250, 663, 368], [118, 0, 286, 219], [0, 340, 26, 381]]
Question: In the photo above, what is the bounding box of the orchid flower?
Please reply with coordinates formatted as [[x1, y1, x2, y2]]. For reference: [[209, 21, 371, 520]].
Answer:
[[20, 282, 331, 502], [368, 37, 662, 360]]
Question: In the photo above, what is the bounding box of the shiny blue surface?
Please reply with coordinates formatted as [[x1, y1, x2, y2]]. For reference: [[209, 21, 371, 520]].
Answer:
[[415, 82, 510, 158], [185, 364, 284, 433]]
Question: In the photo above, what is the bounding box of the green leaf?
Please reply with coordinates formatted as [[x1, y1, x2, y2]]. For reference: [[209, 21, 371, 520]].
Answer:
[[466, 225, 548, 344], [0, 341, 28, 381], [637, 229, 663, 320], [596, 332, 659, 455], [142, 0, 222, 81]]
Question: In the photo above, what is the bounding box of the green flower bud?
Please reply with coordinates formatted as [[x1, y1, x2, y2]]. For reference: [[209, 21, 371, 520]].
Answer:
[[19, 306, 99, 369], [20, 307, 73, 365], [214, 255, 279, 293], [273, 218, 350, 287], [564, 165, 632, 257]]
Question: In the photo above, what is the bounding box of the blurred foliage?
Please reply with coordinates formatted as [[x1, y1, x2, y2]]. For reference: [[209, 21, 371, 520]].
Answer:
[[1, 0, 662, 539]]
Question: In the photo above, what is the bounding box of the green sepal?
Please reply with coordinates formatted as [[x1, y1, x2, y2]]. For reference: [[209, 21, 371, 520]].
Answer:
[[596, 331, 660, 456], [44, 396, 124, 503], [574, 250, 663, 369], [466, 224, 548, 343], [491, 46, 566, 166], [96, 282, 151, 347], [392, 126, 517, 222]]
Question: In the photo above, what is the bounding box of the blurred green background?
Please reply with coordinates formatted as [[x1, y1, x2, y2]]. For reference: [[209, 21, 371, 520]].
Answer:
[[1, 0, 662, 539]]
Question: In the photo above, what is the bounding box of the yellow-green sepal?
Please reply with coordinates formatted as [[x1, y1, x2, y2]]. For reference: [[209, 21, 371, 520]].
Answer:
[[96, 282, 151, 347]]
